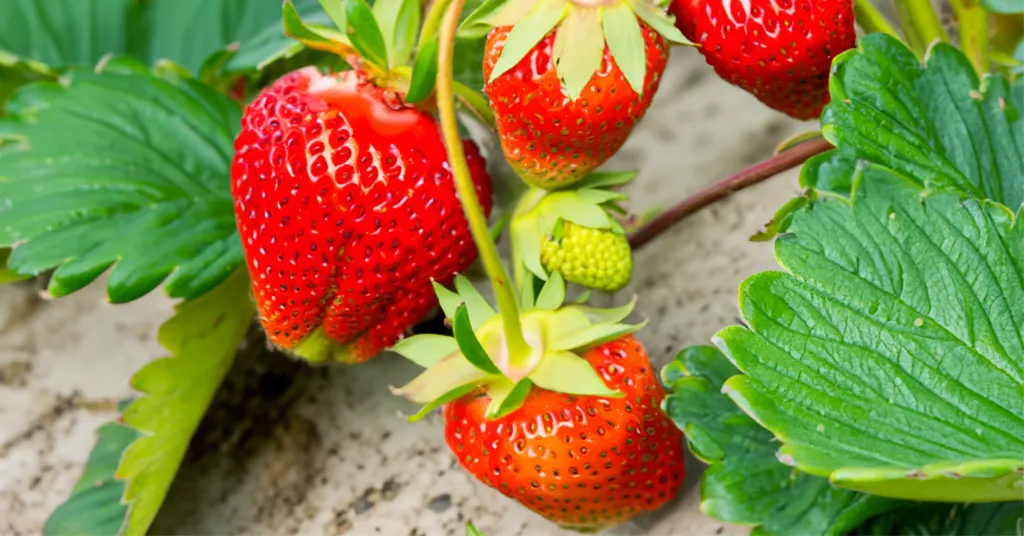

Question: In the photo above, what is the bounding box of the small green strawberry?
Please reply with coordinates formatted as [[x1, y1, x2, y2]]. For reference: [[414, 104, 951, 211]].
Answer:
[[512, 171, 635, 293], [541, 220, 632, 292]]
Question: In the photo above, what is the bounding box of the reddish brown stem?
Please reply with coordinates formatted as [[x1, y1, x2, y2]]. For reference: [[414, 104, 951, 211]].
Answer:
[[628, 137, 833, 249]]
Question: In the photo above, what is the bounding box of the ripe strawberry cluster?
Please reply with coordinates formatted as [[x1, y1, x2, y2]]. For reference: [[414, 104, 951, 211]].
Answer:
[[229, 0, 854, 530]]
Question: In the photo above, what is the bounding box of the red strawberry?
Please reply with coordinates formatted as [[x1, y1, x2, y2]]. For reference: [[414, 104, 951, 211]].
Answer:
[[231, 66, 492, 363], [669, 0, 856, 120], [444, 335, 685, 531], [477, 0, 692, 189], [484, 24, 668, 189]]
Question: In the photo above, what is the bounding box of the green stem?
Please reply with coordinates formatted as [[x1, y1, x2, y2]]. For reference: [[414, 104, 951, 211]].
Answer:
[[951, 0, 990, 74], [853, 0, 902, 39], [894, 0, 951, 56], [420, 0, 453, 49], [436, 0, 532, 362]]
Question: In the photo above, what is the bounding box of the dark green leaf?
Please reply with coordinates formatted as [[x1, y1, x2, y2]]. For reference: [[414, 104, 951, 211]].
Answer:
[[226, 0, 330, 73], [0, 0, 137, 69], [852, 502, 1023, 535], [453, 305, 501, 374], [406, 38, 438, 104], [821, 33, 1023, 209], [663, 346, 903, 536], [43, 419, 139, 536], [717, 167, 1024, 502], [0, 70, 243, 302], [344, 0, 390, 69]]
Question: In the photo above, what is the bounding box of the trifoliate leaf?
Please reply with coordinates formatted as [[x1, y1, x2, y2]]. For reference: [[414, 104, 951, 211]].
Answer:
[[116, 269, 254, 536], [716, 167, 1024, 502], [453, 305, 501, 374], [0, 69, 244, 302], [822, 33, 1023, 209], [406, 37, 438, 104], [534, 271, 565, 311], [552, 6, 603, 101], [391, 334, 459, 368], [43, 416, 139, 536], [662, 346, 904, 536], [343, 0, 390, 69], [488, 0, 567, 82], [529, 350, 621, 397], [602, 4, 646, 96]]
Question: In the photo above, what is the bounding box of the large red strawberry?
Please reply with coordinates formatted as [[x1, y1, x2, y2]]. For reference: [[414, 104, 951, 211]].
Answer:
[[445, 335, 684, 531], [669, 0, 856, 120], [231, 3, 493, 363], [391, 275, 685, 531], [476, 0, 693, 189]]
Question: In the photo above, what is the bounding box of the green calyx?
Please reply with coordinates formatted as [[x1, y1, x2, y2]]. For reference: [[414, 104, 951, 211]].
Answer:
[[283, 0, 438, 104], [511, 170, 636, 291], [474, 0, 693, 100], [389, 273, 645, 421]]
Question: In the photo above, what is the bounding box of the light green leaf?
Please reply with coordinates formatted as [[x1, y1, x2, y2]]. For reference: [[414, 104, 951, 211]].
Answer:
[[534, 271, 565, 310], [488, 0, 567, 82], [573, 170, 638, 190], [0, 248, 29, 286], [43, 413, 139, 536], [392, 351, 493, 407], [459, 0, 514, 39], [116, 269, 254, 536], [454, 274, 497, 329], [453, 305, 501, 374], [0, 70, 244, 302], [512, 214, 547, 282], [551, 7, 603, 101], [391, 334, 459, 368], [625, 0, 692, 46], [602, 4, 645, 96], [466, 521, 486, 536], [560, 296, 636, 325], [821, 33, 1023, 210], [541, 192, 615, 229], [519, 271, 538, 309], [432, 280, 464, 320], [548, 320, 645, 352], [344, 0, 390, 69], [374, 0, 420, 65], [982, 0, 1024, 13], [319, 0, 349, 32], [407, 383, 478, 422], [484, 378, 533, 419], [662, 346, 904, 536], [406, 37, 438, 104], [716, 168, 1024, 502], [529, 350, 621, 397], [283, 2, 354, 56]]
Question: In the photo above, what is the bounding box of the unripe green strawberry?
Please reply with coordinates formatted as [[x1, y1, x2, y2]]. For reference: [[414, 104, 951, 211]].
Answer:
[[541, 222, 632, 292]]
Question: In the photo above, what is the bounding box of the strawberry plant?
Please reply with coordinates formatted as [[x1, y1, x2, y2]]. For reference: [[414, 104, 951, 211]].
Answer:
[[0, 0, 1021, 534]]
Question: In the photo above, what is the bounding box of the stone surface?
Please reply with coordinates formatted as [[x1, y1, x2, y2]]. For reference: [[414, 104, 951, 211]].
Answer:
[[0, 44, 813, 536]]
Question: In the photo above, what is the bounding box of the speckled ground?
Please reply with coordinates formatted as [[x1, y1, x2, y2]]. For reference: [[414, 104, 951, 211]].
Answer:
[[0, 44, 813, 536]]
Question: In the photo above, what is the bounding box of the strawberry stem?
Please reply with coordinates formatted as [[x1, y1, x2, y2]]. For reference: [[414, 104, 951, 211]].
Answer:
[[420, 0, 453, 49], [436, 0, 533, 364], [894, 0, 950, 56], [853, 0, 902, 40], [627, 137, 833, 250], [949, 0, 990, 75]]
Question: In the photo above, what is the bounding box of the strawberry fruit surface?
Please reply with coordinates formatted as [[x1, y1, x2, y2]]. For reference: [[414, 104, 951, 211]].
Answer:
[[232, 67, 492, 363], [669, 0, 856, 119]]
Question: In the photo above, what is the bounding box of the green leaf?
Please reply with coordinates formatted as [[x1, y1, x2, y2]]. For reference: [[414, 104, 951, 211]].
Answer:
[[319, 0, 350, 32], [625, 0, 692, 46], [43, 417, 139, 536], [466, 521, 486, 536], [548, 320, 645, 352], [0, 70, 244, 302], [602, 4, 645, 96], [453, 305, 501, 374], [540, 192, 616, 229], [344, 0, 390, 69], [458, 0, 512, 39], [982, 0, 1024, 13], [116, 269, 254, 536], [487, 0, 567, 83], [0, 0, 137, 70], [534, 271, 565, 310], [392, 352, 493, 407], [432, 280, 464, 320], [225, 2, 331, 72], [662, 346, 904, 536], [284, 1, 354, 56], [529, 350, 621, 397], [374, 0, 420, 66], [391, 334, 459, 368], [821, 33, 1023, 209], [484, 378, 534, 419], [406, 383, 478, 422], [552, 7, 603, 100], [716, 168, 1024, 502], [406, 37, 438, 104], [454, 274, 497, 329], [573, 170, 638, 190], [0, 248, 29, 286], [853, 502, 1024, 535]]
